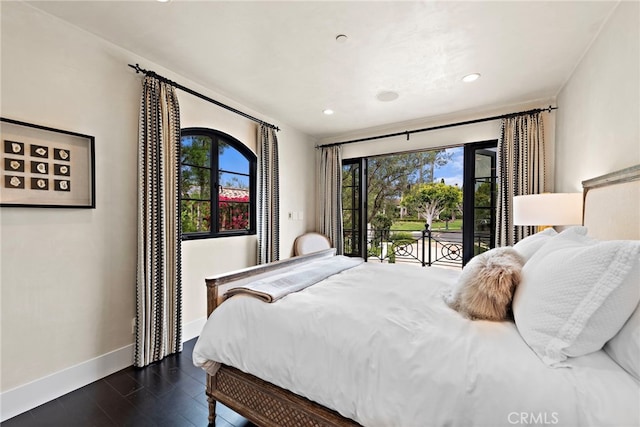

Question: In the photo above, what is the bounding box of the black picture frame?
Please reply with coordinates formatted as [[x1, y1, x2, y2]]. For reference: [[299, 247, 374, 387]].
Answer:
[[0, 117, 95, 208]]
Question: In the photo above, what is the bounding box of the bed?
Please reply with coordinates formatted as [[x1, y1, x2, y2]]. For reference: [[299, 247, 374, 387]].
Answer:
[[193, 164, 640, 427]]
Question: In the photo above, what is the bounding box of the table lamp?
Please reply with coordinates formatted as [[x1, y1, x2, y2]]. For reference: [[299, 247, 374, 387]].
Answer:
[[513, 193, 583, 231]]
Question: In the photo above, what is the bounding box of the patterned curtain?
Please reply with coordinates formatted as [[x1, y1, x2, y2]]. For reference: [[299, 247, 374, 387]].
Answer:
[[135, 76, 182, 367], [257, 124, 280, 264], [496, 112, 546, 247], [317, 145, 344, 254]]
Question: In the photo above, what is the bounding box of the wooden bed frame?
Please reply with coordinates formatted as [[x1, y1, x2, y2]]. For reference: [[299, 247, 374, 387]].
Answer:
[[202, 164, 640, 427], [204, 248, 361, 426]]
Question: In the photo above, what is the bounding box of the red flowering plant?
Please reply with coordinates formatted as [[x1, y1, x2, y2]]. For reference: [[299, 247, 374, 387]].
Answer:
[[219, 194, 250, 230]]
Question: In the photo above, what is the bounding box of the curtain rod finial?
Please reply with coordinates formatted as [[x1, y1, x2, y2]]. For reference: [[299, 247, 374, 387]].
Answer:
[[128, 63, 144, 74]]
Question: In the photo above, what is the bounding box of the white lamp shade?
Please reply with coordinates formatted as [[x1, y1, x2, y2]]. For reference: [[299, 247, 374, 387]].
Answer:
[[513, 193, 583, 226]]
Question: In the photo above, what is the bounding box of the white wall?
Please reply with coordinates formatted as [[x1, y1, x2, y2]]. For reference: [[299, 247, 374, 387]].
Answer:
[[0, 1, 315, 418], [554, 1, 640, 191], [1, 1, 140, 396]]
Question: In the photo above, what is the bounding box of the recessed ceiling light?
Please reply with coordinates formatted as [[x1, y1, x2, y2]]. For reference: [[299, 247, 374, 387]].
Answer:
[[323, 109, 334, 115], [462, 73, 481, 83], [335, 34, 348, 43], [376, 91, 399, 102]]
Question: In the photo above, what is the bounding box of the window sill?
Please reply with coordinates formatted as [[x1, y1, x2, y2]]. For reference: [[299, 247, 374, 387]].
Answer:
[[181, 230, 256, 241]]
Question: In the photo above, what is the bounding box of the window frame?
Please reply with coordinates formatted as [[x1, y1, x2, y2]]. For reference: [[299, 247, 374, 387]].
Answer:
[[180, 127, 257, 240]]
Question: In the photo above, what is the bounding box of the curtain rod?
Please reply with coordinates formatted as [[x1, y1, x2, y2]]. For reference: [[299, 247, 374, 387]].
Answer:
[[128, 63, 280, 131], [317, 105, 557, 148]]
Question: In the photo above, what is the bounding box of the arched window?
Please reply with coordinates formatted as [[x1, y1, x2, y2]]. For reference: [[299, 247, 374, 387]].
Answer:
[[180, 128, 256, 239]]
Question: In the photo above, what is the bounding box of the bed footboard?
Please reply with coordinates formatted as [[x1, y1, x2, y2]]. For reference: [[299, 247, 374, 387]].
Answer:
[[207, 365, 360, 427], [205, 249, 336, 314]]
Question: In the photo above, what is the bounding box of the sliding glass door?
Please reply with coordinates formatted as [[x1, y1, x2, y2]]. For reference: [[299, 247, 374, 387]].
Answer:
[[342, 159, 367, 257], [462, 140, 498, 265], [341, 141, 497, 267]]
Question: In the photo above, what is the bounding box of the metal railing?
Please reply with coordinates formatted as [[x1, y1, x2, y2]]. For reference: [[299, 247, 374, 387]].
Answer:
[[366, 225, 463, 268]]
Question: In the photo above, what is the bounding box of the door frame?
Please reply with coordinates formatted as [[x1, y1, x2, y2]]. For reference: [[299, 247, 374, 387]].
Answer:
[[341, 157, 368, 258], [462, 139, 498, 265]]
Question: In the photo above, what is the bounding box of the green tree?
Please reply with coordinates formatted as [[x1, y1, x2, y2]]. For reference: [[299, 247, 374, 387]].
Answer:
[[367, 153, 420, 223], [401, 181, 463, 229], [366, 149, 454, 224], [371, 212, 393, 233], [369, 212, 393, 258], [414, 150, 453, 184], [475, 181, 492, 207], [181, 136, 212, 232], [181, 136, 210, 193]]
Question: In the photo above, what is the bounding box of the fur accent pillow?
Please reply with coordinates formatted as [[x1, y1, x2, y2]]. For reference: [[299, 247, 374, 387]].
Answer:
[[445, 247, 525, 321]]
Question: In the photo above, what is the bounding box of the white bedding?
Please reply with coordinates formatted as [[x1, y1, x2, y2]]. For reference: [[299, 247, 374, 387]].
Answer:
[[193, 262, 640, 427]]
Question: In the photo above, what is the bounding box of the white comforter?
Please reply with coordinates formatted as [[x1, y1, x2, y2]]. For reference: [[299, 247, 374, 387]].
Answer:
[[193, 262, 640, 427]]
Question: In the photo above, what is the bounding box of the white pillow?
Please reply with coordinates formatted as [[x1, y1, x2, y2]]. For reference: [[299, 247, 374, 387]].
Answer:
[[512, 227, 558, 261], [513, 227, 640, 366], [604, 284, 640, 380]]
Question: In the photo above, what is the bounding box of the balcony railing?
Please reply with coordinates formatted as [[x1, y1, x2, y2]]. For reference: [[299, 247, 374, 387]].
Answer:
[[365, 225, 463, 268]]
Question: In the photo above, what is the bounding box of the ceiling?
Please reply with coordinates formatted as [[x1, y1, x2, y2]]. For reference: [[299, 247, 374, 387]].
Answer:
[[27, 1, 618, 139]]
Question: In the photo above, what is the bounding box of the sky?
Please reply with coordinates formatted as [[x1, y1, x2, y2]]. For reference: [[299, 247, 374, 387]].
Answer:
[[433, 147, 464, 187]]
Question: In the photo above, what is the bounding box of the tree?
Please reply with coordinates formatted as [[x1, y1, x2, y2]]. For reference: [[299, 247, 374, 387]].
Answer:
[[365, 149, 455, 223], [366, 153, 420, 223], [181, 136, 210, 196], [181, 136, 211, 232], [371, 212, 393, 240], [413, 150, 453, 184], [475, 181, 493, 208], [401, 182, 462, 229]]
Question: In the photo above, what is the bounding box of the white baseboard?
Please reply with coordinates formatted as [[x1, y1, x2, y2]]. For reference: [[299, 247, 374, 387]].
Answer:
[[0, 344, 134, 422], [0, 319, 206, 422], [183, 317, 206, 342]]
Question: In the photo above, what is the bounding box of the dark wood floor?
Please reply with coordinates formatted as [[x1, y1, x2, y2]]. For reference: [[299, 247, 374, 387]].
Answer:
[[1, 338, 255, 427]]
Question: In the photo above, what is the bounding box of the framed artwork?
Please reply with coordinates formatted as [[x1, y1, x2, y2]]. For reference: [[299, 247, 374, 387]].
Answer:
[[0, 117, 95, 208]]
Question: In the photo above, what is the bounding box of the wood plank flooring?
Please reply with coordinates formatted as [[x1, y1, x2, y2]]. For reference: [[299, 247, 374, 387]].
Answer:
[[1, 339, 255, 427]]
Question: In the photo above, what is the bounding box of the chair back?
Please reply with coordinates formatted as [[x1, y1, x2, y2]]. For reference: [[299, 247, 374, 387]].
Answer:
[[293, 232, 332, 256]]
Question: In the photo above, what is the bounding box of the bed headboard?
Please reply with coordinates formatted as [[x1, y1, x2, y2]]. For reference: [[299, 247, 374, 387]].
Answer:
[[582, 164, 640, 240]]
